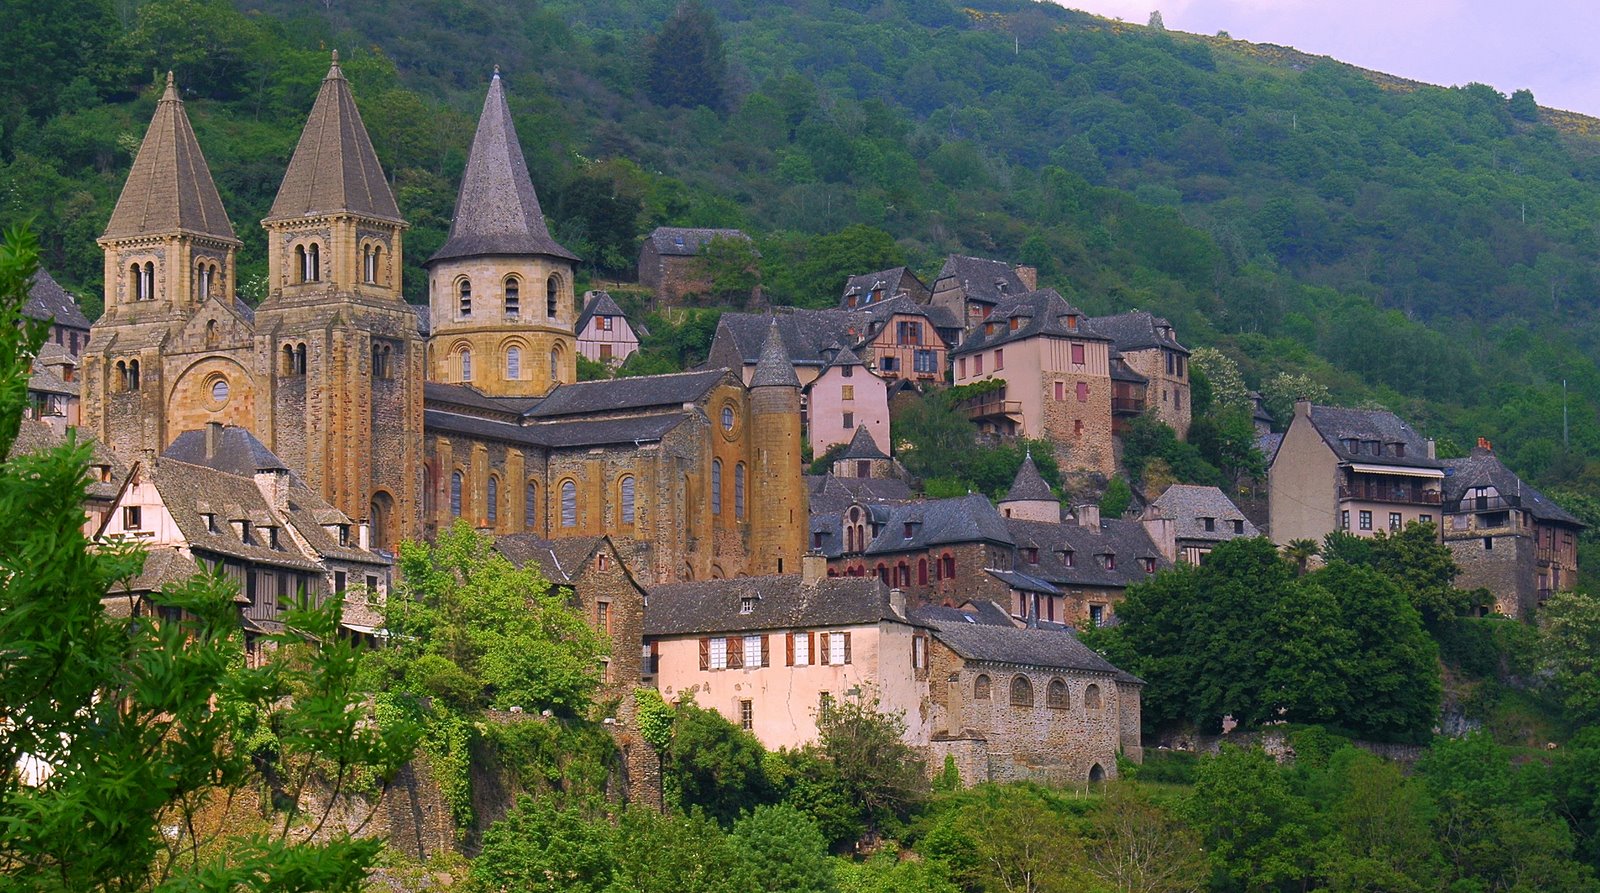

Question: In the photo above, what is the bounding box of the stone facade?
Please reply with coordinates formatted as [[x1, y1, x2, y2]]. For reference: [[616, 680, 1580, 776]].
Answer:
[[638, 227, 753, 306]]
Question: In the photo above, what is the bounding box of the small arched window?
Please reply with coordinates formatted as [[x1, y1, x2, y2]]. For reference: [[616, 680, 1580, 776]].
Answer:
[[295, 343, 307, 375], [550, 349, 561, 383], [974, 674, 991, 700], [363, 244, 380, 284], [620, 475, 636, 524], [136, 262, 155, 301], [504, 276, 520, 317], [711, 459, 723, 515], [294, 246, 307, 284], [561, 480, 577, 528], [450, 471, 463, 517], [115, 360, 128, 392], [506, 346, 522, 380], [486, 476, 499, 526], [205, 319, 218, 347], [524, 481, 539, 530], [1010, 675, 1034, 707], [128, 359, 140, 391], [281, 344, 296, 375], [546, 274, 560, 318], [1047, 679, 1069, 709], [941, 553, 955, 580], [130, 264, 143, 301], [734, 463, 746, 519], [1085, 684, 1102, 710], [197, 262, 211, 300], [373, 342, 392, 379], [308, 243, 321, 282], [458, 279, 472, 316], [721, 406, 735, 432], [460, 348, 472, 382]]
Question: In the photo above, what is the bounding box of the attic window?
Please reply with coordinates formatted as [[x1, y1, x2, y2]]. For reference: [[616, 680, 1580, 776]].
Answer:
[[1009, 317, 1020, 330], [338, 524, 350, 546], [1202, 517, 1215, 532], [1101, 553, 1115, 570], [740, 596, 755, 614], [904, 522, 914, 538], [1392, 442, 1406, 458], [1059, 550, 1074, 568], [204, 513, 217, 534], [1142, 557, 1156, 573], [1232, 520, 1244, 534], [1025, 547, 1039, 564], [1066, 315, 1078, 331], [268, 527, 281, 550], [239, 521, 252, 545], [123, 506, 142, 530]]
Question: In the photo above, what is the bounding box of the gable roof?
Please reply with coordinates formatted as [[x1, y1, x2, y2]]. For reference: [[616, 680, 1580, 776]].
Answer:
[[1004, 517, 1169, 589], [11, 419, 126, 501], [267, 53, 402, 224], [575, 291, 631, 335], [524, 369, 729, 418], [424, 409, 686, 449], [934, 255, 1028, 305], [136, 458, 321, 571], [950, 289, 1106, 356], [864, 494, 1014, 554], [1148, 484, 1260, 542], [1001, 453, 1055, 503], [841, 267, 926, 305], [923, 617, 1137, 680], [494, 534, 611, 585], [1302, 404, 1441, 469], [858, 293, 963, 332], [838, 425, 889, 460], [1086, 311, 1188, 354], [24, 268, 91, 330], [101, 73, 237, 243], [1442, 448, 1583, 527], [429, 70, 576, 263], [647, 227, 750, 257], [645, 574, 910, 636]]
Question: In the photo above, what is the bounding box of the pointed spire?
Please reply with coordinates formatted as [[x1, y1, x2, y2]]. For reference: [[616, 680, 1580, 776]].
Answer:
[[101, 72, 236, 243], [751, 318, 799, 388], [430, 68, 576, 263], [839, 425, 888, 460], [1003, 453, 1056, 503], [267, 51, 402, 223]]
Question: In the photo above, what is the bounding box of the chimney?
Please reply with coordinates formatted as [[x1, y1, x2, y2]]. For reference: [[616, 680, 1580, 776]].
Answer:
[[888, 586, 906, 618], [1075, 503, 1101, 529], [1426, 438, 1437, 460], [1294, 399, 1312, 420], [205, 421, 222, 459], [802, 550, 827, 585], [1014, 264, 1037, 291], [1141, 511, 1177, 563], [358, 521, 371, 550]]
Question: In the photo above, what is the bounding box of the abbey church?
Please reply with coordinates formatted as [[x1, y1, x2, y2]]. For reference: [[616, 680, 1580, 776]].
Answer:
[[82, 56, 807, 584]]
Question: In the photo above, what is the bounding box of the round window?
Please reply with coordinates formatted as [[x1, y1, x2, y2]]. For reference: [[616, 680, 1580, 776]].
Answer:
[[721, 405, 735, 432], [211, 378, 229, 403]]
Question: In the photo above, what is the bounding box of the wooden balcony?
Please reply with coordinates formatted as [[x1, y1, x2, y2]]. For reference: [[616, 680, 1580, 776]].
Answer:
[[1339, 484, 1442, 505], [1111, 396, 1146, 414], [964, 398, 1023, 421]]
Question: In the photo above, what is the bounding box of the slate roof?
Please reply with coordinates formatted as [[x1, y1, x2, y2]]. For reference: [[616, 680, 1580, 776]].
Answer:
[[950, 289, 1106, 356], [751, 320, 801, 388], [934, 255, 1028, 305], [140, 459, 322, 571], [164, 425, 289, 476], [714, 301, 957, 373], [858, 294, 962, 332], [102, 73, 237, 243], [838, 425, 888, 460], [864, 494, 1015, 554], [1257, 432, 1284, 465], [27, 363, 75, 397], [923, 617, 1138, 680], [1301, 404, 1442, 469], [646, 227, 751, 257], [841, 267, 925, 305], [910, 599, 1016, 627], [495, 534, 609, 584], [24, 268, 91, 330], [1442, 448, 1583, 527], [424, 409, 686, 449], [645, 575, 912, 636], [423, 381, 543, 420], [267, 53, 402, 224], [1086, 311, 1188, 354], [1001, 454, 1055, 503], [1109, 355, 1148, 384], [575, 291, 631, 335], [10, 419, 126, 500], [524, 369, 729, 419], [110, 548, 204, 596], [805, 475, 912, 518], [1148, 484, 1260, 543], [1005, 518, 1169, 589], [430, 70, 576, 263]]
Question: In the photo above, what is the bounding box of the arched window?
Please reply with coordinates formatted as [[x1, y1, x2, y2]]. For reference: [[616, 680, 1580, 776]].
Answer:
[[734, 463, 746, 519], [918, 558, 928, 585], [1084, 684, 1102, 710], [974, 674, 991, 700], [128, 359, 140, 391], [373, 342, 392, 379], [560, 480, 577, 528], [506, 346, 521, 380], [460, 348, 472, 382], [546, 274, 560, 318], [1010, 675, 1034, 707], [197, 262, 211, 300], [295, 343, 307, 375], [294, 246, 307, 284], [524, 481, 538, 530], [504, 276, 520, 317], [281, 344, 296, 375], [129, 264, 143, 301], [876, 563, 889, 582], [721, 405, 735, 432], [115, 360, 127, 392], [450, 471, 463, 517], [486, 476, 499, 526], [619, 476, 636, 524], [941, 553, 955, 580], [711, 460, 723, 515], [1088, 764, 1106, 783], [896, 562, 910, 586], [370, 491, 393, 551], [363, 245, 380, 284], [205, 319, 218, 347], [458, 279, 472, 316], [550, 349, 561, 383], [1047, 679, 1069, 709], [308, 243, 321, 282]]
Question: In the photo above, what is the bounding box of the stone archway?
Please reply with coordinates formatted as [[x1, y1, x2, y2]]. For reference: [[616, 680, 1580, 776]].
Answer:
[[165, 355, 257, 443]]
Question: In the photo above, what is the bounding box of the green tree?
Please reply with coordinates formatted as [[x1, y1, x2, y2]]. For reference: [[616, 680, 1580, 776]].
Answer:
[[665, 697, 775, 826], [612, 807, 756, 893], [646, 0, 727, 112], [577, 354, 612, 381], [1364, 521, 1476, 621], [692, 234, 762, 305], [1539, 588, 1600, 724], [1189, 347, 1251, 414], [834, 848, 960, 893], [1100, 475, 1134, 519], [0, 224, 417, 890], [1314, 747, 1444, 891], [814, 694, 928, 837], [1283, 538, 1319, 575], [1086, 784, 1206, 893], [1510, 88, 1540, 121], [766, 747, 864, 848], [731, 804, 836, 893], [1258, 372, 1330, 429], [1189, 747, 1320, 892], [381, 522, 607, 714], [471, 796, 618, 893]]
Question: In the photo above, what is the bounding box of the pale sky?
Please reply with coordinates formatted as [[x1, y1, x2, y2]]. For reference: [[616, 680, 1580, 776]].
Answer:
[[1053, 1, 1600, 117]]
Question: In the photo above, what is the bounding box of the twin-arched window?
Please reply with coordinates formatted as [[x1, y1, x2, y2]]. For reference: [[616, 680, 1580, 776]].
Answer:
[[196, 260, 219, 300], [363, 244, 382, 284], [131, 262, 155, 301], [295, 244, 321, 283]]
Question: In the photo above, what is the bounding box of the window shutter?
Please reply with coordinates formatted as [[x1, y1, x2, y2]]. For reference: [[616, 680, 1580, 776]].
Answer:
[[699, 638, 709, 671], [843, 632, 852, 664], [728, 637, 744, 669], [808, 632, 816, 666], [786, 633, 795, 666], [761, 635, 771, 667]]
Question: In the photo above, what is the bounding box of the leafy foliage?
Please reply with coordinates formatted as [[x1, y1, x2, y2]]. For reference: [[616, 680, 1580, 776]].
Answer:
[[1539, 588, 1600, 725]]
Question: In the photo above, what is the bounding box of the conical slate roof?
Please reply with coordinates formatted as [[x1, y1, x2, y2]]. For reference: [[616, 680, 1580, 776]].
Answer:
[[1002, 453, 1056, 503], [750, 319, 800, 388], [827, 343, 864, 369], [429, 69, 576, 264], [102, 73, 236, 243], [838, 425, 888, 460], [267, 52, 402, 223]]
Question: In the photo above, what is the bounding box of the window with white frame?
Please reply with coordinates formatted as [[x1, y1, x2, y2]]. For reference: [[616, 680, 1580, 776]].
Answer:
[[709, 637, 728, 670], [792, 632, 809, 666], [743, 635, 762, 668], [828, 632, 847, 665]]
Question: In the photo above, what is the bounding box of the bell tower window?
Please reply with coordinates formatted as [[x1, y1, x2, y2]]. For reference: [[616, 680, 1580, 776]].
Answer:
[[307, 243, 321, 282], [506, 346, 521, 380], [363, 245, 381, 284], [458, 279, 472, 317], [372, 341, 393, 379], [133, 262, 155, 301], [460, 348, 472, 382], [550, 348, 560, 384], [546, 275, 559, 318], [294, 246, 307, 284], [505, 277, 520, 317]]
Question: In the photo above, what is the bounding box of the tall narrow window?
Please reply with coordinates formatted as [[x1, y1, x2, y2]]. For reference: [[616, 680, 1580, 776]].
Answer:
[[506, 346, 521, 380], [486, 476, 499, 525], [450, 472, 463, 517], [547, 275, 559, 318], [458, 279, 472, 316], [620, 476, 636, 524], [711, 460, 723, 515], [561, 480, 577, 527], [141, 262, 155, 300], [550, 349, 561, 383], [363, 245, 376, 284], [504, 277, 520, 317], [128, 359, 140, 391], [734, 463, 746, 520], [197, 262, 211, 299], [524, 481, 538, 529], [295, 344, 307, 375], [308, 244, 321, 282], [294, 246, 307, 284], [460, 348, 472, 382]]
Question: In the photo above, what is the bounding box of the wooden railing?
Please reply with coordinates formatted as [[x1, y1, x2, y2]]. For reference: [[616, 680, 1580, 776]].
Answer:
[[1339, 484, 1442, 505]]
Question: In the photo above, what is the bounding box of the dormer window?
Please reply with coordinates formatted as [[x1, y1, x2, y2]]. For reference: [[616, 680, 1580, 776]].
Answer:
[[268, 527, 281, 550], [1392, 442, 1406, 458], [238, 521, 252, 545], [1101, 553, 1115, 570], [338, 524, 350, 546], [1009, 317, 1020, 330], [904, 522, 914, 538], [1142, 557, 1156, 573], [740, 596, 755, 614], [204, 513, 217, 534], [1202, 517, 1215, 532], [1232, 519, 1244, 534], [1025, 547, 1039, 564], [1059, 550, 1074, 568]]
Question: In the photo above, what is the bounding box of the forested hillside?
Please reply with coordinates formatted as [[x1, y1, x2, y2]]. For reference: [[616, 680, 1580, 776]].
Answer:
[[3, 0, 1599, 504]]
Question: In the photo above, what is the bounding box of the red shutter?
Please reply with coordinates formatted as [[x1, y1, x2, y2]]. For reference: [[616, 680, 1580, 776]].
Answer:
[[698, 638, 709, 671], [728, 637, 743, 669], [761, 635, 771, 667], [808, 632, 816, 665], [843, 632, 852, 665], [785, 633, 795, 666]]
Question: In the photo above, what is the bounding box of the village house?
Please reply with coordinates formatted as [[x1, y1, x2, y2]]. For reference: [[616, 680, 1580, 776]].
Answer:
[[1087, 311, 1192, 439], [574, 291, 643, 367], [840, 266, 930, 309], [13, 417, 127, 537], [707, 298, 959, 390], [1440, 440, 1585, 619], [803, 344, 890, 458], [929, 254, 1037, 328], [1267, 401, 1444, 546], [637, 227, 755, 306], [1143, 483, 1261, 565], [26, 342, 79, 432], [827, 426, 899, 482], [24, 267, 92, 358]]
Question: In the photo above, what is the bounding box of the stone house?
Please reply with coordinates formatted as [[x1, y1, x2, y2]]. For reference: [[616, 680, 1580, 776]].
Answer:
[[950, 289, 1117, 475], [96, 423, 391, 662], [1087, 311, 1191, 439], [26, 343, 79, 432], [1002, 509, 1171, 628], [1267, 401, 1443, 545], [13, 417, 127, 537], [706, 299, 958, 390], [929, 254, 1037, 329], [804, 345, 890, 458], [494, 534, 648, 694], [841, 267, 930, 309], [1144, 483, 1260, 565], [918, 604, 1142, 784], [24, 267, 92, 357], [574, 291, 643, 367], [1440, 440, 1585, 619], [637, 227, 755, 306], [644, 557, 933, 750]]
